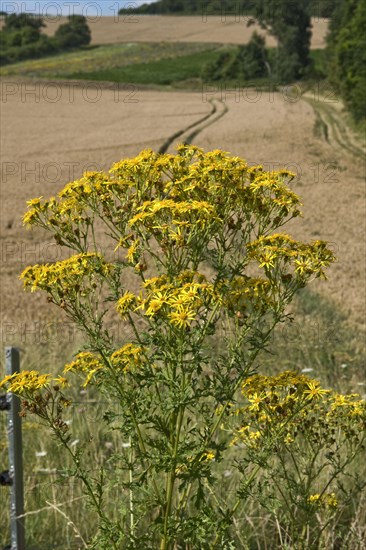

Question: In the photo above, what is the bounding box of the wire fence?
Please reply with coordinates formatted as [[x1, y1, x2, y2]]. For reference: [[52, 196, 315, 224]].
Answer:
[[1, 348, 25, 550], [0, 347, 131, 550]]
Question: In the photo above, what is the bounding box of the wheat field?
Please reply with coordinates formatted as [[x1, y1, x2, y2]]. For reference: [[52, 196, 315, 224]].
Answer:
[[41, 15, 329, 48]]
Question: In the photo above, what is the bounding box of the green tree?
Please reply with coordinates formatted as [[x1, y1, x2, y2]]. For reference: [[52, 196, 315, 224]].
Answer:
[[203, 32, 268, 81], [0, 11, 92, 65], [326, 0, 366, 120], [249, 0, 312, 81], [0, 12, 52, 62], [0, 12, 45, 47], [3, 12, 45, 32], [237, 31, 268, 79], [54, 14, 91, 49], [309, 0, 341, 18], [119, 0, 341, 17], [119, 0, 256, 15]]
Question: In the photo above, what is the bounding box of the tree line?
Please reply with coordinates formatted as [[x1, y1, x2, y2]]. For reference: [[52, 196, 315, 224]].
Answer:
[[0, 13, 91, 65], [326, 0, 365, 121], [119, 0, 336, 17]]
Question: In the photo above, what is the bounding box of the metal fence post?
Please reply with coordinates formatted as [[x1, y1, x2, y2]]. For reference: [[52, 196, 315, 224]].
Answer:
[[5, 347, 25, 550]]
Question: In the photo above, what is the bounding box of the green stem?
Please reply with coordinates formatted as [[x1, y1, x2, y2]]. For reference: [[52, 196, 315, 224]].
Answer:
[[129, 436, 134, 537], [160, 408, 185, 550], [160, 343, 186, 550]]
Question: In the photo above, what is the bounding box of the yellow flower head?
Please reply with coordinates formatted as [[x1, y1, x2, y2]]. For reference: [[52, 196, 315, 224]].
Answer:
[[64, 352, 103, 387], [116, 291, 137, 318], [168, 305, 196, 329], [304, 382, 330, 401], [1, 370, 53, 395]]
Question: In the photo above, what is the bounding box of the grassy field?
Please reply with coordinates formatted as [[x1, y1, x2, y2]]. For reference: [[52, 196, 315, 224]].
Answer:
[[64, 49, 225, 86], [0, 43, 329, 88], [0, 42, 221, 81]]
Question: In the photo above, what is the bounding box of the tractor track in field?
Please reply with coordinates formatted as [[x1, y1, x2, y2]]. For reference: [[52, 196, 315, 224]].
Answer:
[[158, 98, 228, 153], [304, 94, 366, 161]]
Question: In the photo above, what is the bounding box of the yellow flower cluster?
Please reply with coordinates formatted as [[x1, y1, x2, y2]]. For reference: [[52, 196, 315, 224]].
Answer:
[[222, 275, 273, 317], [116, 291, 137, 318], [20, 253, 114, 294], [111, 343, 145, 373], [329, 392, 366, 418], [19, 146, 335, 329], [116, 271, 220, 329], [59, 171, 111, 199], [129, 198, 220, 232], [64, 351, 104, 387], [143, 277, 208, 328], [23, 195, 53, 226], [22, 172, 111, 228], [21, 146, 303, 257], [125, 238, 140, 263], [0, 370, 68, 395], [63, 344, 147, 386], [308, 493, 338, 509], [231, 372, 366, 449], [247, 234, 335, 281]]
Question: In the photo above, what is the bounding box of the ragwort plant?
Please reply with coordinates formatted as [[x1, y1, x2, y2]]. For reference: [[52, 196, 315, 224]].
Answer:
[[2, 145, 362, 549]]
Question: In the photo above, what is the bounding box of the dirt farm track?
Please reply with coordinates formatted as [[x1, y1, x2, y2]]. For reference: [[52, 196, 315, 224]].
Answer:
[[0, 16, 365, 345]]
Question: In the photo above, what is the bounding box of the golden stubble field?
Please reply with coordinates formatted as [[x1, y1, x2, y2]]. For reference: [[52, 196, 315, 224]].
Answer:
[[0, 78, 365, 350], [42, 15, 328, 48]]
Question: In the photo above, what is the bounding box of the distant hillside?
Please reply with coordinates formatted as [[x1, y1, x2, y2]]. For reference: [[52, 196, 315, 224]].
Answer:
[[119, 0, 336, 17]]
